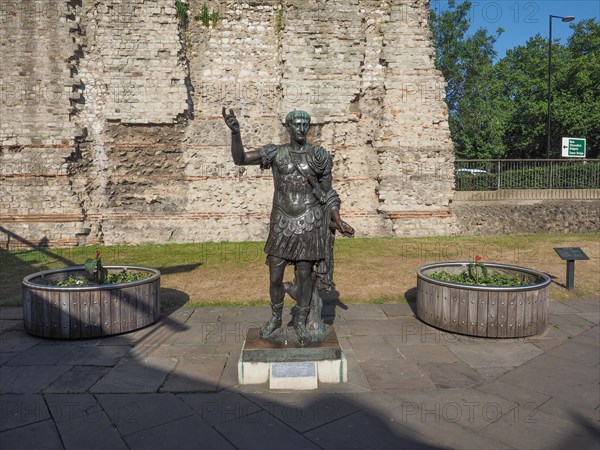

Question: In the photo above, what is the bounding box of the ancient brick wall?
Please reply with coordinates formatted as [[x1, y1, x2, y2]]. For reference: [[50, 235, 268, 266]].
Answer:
[[1, 0, 456, 248]]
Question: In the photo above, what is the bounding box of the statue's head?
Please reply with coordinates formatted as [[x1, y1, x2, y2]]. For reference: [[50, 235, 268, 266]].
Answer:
[[285, 110, 311, 126], [285, 110, 311, 145]]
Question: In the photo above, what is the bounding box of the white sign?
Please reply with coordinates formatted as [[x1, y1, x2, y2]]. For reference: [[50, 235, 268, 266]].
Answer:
[[562, 137, 586, 158]]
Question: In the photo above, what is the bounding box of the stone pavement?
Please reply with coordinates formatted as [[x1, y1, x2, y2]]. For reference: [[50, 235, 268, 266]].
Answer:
[[1, 298, 598, 450]]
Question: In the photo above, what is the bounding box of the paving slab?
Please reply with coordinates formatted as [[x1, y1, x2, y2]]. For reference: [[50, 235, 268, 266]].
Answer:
[[162, 324, 210, 345], [0, 352, 18, 365], [90, 356, 177, 393], [55, 345, 131, 366], [385, 395, 513, 449], [577, 312, 600, 324], [0, 419, 63, 450], [547, 313, 596, 336], [218, 350, 241, 391], [345, 317, 420, 337], [52, 402, 129, 450], [235, 306, 272, 323], [446, 342, 543, 368], [420, 361, 484, 389], [144, 343, 219, 357], [477, 379, 552, 407], [557, 298, 600, 313], [5, 344, 78, 366], [498, 354, 599, 410], [479, 407, 599, 449], [179, 391, 262, 425], [549, 300, 581, 314], [339, 304, 388, 320], [45, 393, 100, 424], [351, 340, 402, 362], [241, 391, 363, 433], [214, 410, 320, 450], [0, 394, 51, 432], [0, 307, 23, 320], [0, 365, 71, 394], [524, 324, 571, 351], [0, 319, 24, 334], [160, 354, 228, 392], [570, 325, 600, 347], [474, 367, 514, 383], [543, 339, 600, 367], [96, 393, 194, 436], [385, 325, 461, 346], [359, 359, 434, 390], [387, 388, 519, 432], [304, 409, 438, 450], [395, 345, 460, 363], [537, 396, 600, 425], [188, 307, 240, 323], [0, 332, 43, 353], [123, 415, 235, 450], [44, 366, 111, 394], [380, 303, 416, 317]]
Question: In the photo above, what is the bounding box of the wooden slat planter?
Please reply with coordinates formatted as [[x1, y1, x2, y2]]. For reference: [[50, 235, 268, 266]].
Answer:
[[417, 263, 551, 338], [22, 266, 160, 339]]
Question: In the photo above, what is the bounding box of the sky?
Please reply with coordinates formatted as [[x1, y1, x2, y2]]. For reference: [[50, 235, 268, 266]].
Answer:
[[430, 0, 600, 60]]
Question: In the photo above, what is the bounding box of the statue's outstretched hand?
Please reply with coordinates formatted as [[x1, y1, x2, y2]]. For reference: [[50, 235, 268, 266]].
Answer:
[[222, 107, 240, 135], [331, 219, 355, 238], [339, 220, 355, 238]]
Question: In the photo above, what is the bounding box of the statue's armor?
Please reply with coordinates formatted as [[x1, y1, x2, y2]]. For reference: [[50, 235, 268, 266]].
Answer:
[[260, 144, 331, 262]]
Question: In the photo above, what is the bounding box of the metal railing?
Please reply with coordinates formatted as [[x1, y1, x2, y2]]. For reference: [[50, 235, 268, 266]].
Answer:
[[455, 159, 600, 191]]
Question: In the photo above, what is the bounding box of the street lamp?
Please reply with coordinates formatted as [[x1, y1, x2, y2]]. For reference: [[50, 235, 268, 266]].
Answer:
[[547, 15, 575, 158]]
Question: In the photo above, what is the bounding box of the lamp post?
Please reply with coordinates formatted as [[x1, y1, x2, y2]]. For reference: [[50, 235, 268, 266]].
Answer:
[[547, 15, 575, 158]]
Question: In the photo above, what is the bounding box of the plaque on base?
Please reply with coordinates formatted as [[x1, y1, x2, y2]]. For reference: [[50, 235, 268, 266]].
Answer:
[[238, 327, 347, 389]]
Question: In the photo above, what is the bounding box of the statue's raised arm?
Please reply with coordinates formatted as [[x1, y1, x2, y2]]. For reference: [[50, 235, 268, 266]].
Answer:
[[222, 107, 261, 166]]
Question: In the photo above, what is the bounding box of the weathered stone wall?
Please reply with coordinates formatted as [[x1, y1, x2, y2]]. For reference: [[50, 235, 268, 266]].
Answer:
[[1, 0, 457, 248], [0, 1, 87, 247], [451, 190, 600, 236]]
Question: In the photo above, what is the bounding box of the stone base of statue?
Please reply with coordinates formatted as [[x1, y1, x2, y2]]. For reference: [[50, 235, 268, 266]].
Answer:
[[238, 327, 347, 390]]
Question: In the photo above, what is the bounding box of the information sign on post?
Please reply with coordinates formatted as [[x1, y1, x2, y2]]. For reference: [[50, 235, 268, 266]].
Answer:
[[561, 137, 586, 158]]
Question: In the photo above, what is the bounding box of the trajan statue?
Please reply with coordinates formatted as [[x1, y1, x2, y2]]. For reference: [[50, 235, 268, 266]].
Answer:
[[223, 107, 354, 346]]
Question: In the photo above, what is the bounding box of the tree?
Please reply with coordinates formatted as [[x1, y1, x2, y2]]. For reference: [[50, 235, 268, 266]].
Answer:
[[430, 0, 505, 159], [496, 20, 599, 159], [552, 19, 599, 158], [430, 1, 599, 159], [493, 35, 553, 158]]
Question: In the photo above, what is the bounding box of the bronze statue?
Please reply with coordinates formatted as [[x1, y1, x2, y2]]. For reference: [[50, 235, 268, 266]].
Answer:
[[223, 107, 354, 346]]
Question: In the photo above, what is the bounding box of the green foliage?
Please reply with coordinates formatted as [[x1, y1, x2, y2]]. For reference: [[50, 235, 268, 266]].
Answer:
[[175, 0, 187, 23], [197, 4, 220, 28], [456, 162, 600, 191], [84, 256, 108, 284], [430, 2, 600, 159], [50, 270, 150, 287], [274, 1, 285, 34], [428, 269, 530, 287], [455, 173, 497, 191], [430, 1, 506, 159], [50, 275, 94, 287]]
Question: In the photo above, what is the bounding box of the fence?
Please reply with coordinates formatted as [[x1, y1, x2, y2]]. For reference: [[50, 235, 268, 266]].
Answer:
[[455, 159, 600, 191]]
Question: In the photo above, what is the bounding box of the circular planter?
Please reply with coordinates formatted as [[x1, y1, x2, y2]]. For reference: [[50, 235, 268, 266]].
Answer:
[[417, 263, 551, 338], [22, 266, 160, 339]]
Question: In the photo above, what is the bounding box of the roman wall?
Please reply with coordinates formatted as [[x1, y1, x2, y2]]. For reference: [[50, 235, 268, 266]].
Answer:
[[2, 0, 456, 249]]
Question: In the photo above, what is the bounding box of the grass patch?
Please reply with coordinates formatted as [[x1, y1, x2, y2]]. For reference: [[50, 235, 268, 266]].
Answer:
[[1, 233, 598, 307]]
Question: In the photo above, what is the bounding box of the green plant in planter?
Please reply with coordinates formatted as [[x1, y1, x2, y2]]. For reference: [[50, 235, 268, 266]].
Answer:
[[50, 251, 151, 287], [85, 250, 108, 284], [467, 255, 489, 284], [428, 256, 530, 287]]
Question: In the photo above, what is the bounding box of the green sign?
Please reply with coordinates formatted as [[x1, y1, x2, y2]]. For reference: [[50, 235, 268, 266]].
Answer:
[[562, 137, 586, 158]]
